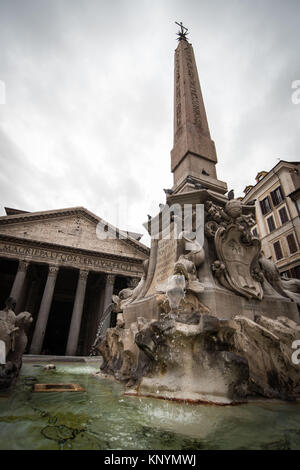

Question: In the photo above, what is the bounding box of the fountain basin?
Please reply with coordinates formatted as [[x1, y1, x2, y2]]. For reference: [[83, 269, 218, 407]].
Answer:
[[0, 361, 300, 449]]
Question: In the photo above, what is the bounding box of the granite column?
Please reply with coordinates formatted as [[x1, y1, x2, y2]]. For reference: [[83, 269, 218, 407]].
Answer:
[[65, 270, 89, 356], [10, 260, 29, 309], [29, 265, 59, 354], [100, 274, 116, 335]]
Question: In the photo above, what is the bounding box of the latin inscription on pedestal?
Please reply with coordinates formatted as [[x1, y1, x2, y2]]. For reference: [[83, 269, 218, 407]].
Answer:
[[146, 238, 178, 296]]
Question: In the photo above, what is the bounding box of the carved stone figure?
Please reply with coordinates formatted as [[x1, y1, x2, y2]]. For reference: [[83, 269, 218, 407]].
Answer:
[[281, 278, 300, 304], [155, 244, 209, 321], [259, 253, 300, 307], [0, 301, 18, 356], [112, 259, 149, 312], [0, 297, 33, 390]]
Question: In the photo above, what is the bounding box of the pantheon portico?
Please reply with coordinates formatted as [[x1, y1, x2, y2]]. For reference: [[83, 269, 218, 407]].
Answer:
[[0, 206, 149, 356]]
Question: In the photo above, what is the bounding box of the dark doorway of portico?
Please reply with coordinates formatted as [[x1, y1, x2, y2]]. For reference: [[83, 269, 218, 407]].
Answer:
[[42, 300, 73, 355], [40, 267, 77, 356], [0, 258, 18, 309]]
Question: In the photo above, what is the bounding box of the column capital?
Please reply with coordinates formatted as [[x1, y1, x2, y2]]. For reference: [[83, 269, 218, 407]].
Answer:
[[79, 270, 89, 281], [18, 260, 29, 272], [106, 273, 116, 286], [48, 265, 59, 277]]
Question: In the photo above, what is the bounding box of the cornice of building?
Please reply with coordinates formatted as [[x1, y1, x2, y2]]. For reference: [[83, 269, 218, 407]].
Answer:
[[0, 206, 150, 256], [242, 160, 300, 202], [0, 233, 146, 266]]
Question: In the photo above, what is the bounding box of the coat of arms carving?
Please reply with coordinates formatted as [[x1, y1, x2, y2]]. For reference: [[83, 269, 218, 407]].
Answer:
[[206, 198, 263, 300]]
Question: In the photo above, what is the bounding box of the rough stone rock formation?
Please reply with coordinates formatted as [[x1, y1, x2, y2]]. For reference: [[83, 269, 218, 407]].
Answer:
[[96, 312, 300, 404], [228, 315, 300, 399], [98, 315, 150, 386]]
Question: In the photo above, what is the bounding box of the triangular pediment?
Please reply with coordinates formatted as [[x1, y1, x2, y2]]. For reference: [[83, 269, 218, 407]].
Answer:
[[0, 207, 149, 260]]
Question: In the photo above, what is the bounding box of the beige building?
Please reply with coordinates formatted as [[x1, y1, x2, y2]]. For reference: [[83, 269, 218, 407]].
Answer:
[[242, 160, 300, 278], [0, 206, 149, 356]]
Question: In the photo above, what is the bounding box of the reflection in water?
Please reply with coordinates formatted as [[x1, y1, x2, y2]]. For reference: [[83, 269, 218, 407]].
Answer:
[[0, 362, 299, 450]]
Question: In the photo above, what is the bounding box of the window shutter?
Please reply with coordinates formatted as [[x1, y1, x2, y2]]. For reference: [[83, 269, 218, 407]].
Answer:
[[279, 207, 289, 225], [270, 186, 283, 207], [273, 241, 283, 260], [287, 234, 297, 254], [260, 196, 271, 215], [267, 216, 276, 233]]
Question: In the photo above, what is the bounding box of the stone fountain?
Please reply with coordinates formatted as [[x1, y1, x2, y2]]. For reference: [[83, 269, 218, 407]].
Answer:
[[94, 25, 300, 404]]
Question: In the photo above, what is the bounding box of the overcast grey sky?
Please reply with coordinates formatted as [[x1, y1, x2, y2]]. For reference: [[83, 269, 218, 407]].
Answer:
[[0, 0, 299, 244]]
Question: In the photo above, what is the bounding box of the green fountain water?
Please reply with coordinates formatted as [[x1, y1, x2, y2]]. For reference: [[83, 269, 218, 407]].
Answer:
[[0, 361, 300, 450]]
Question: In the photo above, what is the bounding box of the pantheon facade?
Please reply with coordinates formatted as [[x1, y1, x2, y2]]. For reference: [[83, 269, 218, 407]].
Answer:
[[0, 206, 149, 356]]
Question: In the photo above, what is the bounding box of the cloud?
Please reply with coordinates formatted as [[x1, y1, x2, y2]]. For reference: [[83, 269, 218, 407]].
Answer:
[[0, 0, 299, 245]]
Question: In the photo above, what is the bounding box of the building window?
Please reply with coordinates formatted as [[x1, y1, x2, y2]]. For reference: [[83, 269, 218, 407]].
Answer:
[[267, 215, 276, 233], [286, 233, 298, 254], [244, 186, 253, 195], [270, 186, 284, 207], [260, 196, 272, 215], [278, 206, 289, 225], [252, 227, 258, 238], [273, 241, 283, 260], [256, 171, 268, 183], [290, 266, 300, 279]]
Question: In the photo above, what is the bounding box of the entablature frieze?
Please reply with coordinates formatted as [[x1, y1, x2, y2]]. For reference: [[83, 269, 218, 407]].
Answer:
[[0, 235, 144, 277]]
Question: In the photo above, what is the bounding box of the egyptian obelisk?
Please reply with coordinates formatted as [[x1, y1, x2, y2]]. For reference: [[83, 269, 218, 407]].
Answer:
[[171, 23, 227, 195]]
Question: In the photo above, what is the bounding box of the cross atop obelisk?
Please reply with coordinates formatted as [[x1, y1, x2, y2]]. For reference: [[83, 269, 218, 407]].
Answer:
[[175, 21, 189, 41], [171, 24, 227, 195]]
